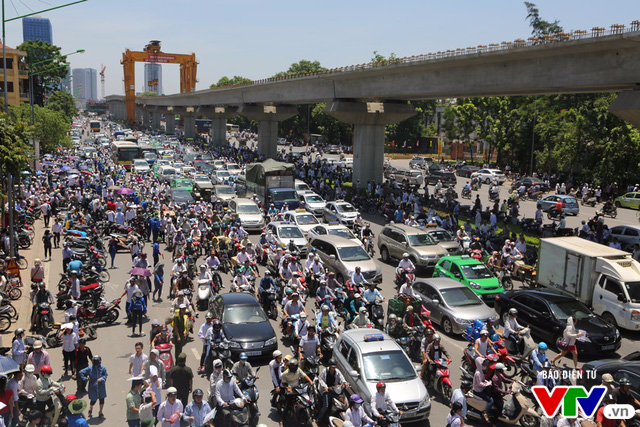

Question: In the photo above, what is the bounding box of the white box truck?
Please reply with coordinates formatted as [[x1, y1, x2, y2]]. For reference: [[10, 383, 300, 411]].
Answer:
[[538, 237, 640, 330]]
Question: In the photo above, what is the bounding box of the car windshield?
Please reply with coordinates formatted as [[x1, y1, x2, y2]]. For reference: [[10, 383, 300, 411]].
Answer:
[[237, 204, 261, 214], [174, 179, 191, 187], [134, 160, 147, 166], [227, 164, 240, 170], [298, 184, 311, 191], [428, 230, 454, 242], [363, 351, 417, 381], [194, 175, 209, 182], [329, 228, 356, 240], [440, 287, 483, 307], [223, 304, 268, 324], [336, 204, 356, 213], [173, 189, 190, 197], [460, 264, 494, 279], [306, 195, 323, 203], [337, 246, 370, 262], [296, 214, 319, 225], [278, 226, 304, 239], [144, 153, 157, 160], [271, 190, 297, 202], [625, 282, 640, 303], [564, 197, 578, 206], [408, 234, 435, 246], [548, 300, 594, 321], [217, 171, 230, 177], [216, 186, 234, 194]]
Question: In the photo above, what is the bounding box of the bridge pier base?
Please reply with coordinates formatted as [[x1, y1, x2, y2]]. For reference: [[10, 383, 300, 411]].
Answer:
[[609, 90, 640, 129], [152, 112, 161, 129], [142, 110, 151, 128], [165, 114, 175, 134], [211, 118, 227, 147], [197, 106, 239, 148], [184, 115, 196, 139], [239, 105, 297, 158], [325, 100, 415, 186]]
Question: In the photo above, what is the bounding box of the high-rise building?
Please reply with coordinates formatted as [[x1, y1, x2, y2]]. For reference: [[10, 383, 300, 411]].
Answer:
[[72, 68, 98, 106], [61, 70, 72, 94], [143, 63, 162, 95], [22, 17, 53, 44]]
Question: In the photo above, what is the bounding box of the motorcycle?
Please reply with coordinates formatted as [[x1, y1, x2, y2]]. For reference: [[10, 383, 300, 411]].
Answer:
[[465, 380, 539, 427], [367, 299, 385, 330], [394, 267, 415, 290], [598, 204, 618, 219], [431, 358, 453, 401], [239, 367, 260, 426], [206, 340, 232, 375], [302, 354, 320, 381], [489, 189, 500, 202], [45, 324, 97, 348], [211, 397, 250, 426], [34, 302, 54, 333], [196, 279, 212, 311], [396, 334, 420, 362], [319, 326, 338, 362], [462, 188, 472, 199], [321, 384, 349, 422], [261, 287, 278, 321], [502, 327, 537, 363], [56, 282, 104, 310], [76, 298, 121, 325], [363, 235, 376, 257], [156, 343, 174, 371], [377, 411, 401, 427], [290, 383, 316, 427]]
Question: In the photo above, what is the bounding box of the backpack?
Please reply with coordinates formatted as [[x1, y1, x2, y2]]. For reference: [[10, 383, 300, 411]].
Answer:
[[131, 297, 145, 311]]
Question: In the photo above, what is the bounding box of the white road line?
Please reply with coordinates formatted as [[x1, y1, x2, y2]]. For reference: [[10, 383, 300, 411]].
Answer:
[[191, 348, 200, 360]]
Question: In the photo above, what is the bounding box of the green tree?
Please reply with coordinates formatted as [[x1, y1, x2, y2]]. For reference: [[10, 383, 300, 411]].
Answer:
[[524, 2, 563, 37], [210, 76, 252, 88], [371, 51, 397, 65], [17, 40, 68, 106], [45, 91, 77, 122], [10, 104, 72, 153], [273, 60, 325, 77], [139, 91, 158, 96], [0, 114, 32, 177]]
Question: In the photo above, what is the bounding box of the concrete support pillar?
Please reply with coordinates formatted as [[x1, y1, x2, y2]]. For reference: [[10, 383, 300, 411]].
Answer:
[[211, 118, 227, 147], [325, 100, 416, 185], [184, 115, 196, 139], [197, 106, 239, 148], [165, 114, 175, 134], [152, 112, 161, 129], [142, 110, 151, 127], [238, 104, 297, 158], [609, 90, 640, 128]]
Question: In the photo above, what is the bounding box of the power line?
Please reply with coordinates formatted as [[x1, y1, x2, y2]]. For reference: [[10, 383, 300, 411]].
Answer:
[[18, 0, 34, 12], [8, 0, 20, 17]]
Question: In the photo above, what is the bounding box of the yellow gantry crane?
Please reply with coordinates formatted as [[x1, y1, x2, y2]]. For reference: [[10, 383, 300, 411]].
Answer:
[[121, 40, 198, 123]]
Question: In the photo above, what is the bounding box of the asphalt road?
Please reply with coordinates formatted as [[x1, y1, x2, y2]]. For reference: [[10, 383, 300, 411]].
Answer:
[[29, 149, 640, 427]]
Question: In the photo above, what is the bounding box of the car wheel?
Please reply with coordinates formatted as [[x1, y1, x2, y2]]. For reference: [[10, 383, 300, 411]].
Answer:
[[520, 414, 540, 427], [441, 317, 453, 335], [380, 247, 390, 263], [615, 201, 621, 208], [485, 178, 491, 184], [601, 312, 617, 328]]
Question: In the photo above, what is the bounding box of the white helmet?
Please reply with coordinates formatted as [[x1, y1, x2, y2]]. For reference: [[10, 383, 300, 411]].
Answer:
[[402, 253, 409, 258], [508, 308, 518, 316]]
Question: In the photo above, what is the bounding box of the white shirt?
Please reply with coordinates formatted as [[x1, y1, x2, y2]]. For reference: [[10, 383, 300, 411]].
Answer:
[[398, 259, 415, 270], [370, 391, 398, 418], [398, 283, 415, 296], [61, 332, 78, 352], [130, 352, 148, 377], [157, 398, 184, 427]]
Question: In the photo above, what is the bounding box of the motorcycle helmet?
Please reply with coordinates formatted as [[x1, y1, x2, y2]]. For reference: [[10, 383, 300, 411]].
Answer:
[[321, 305, 330, 312], [212, 319, 222, 328], [619, 378, 631, 386], [388, 314, 397, 322], [433, 334, 441, 341], [161, 324, 168, 332], [92, 355, 102, 364], [495, 363, 506, 371], [542, 361, 552, 369], [486, 317, 495, 323], [460, 381, 472, 391], [376, 382, 386, 390], [480, 330, 488, 336], [273, 350, 282, 359], [508, 308, 518, 316], [40, 365, 53, 375], [288, 359, 299, 370], [192, 389, 204, 398], [538, 342, 548, 351], [222, 369, 233, 379], [199, 264, 207, 270], [14, 328, 24, 336], [358, 306, 367, 314], [328, 359, 337, 367], [300, 312, 307, 319], [205, 312, 213, 320], [166, 387, 178, 396]]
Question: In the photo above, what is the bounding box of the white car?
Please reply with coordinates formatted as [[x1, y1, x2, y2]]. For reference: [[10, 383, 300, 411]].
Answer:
[[180, 166, 197, 177], [225, 163, 242, 176], [282, 210, 321, 234], [299, 192, 326, 216], [470, 168, 506, 185], [323, 201, 360, 227], [308, 223, 362, 246], [133, 159, 150, 174], [265, 221, 308, 257], [213, 170, 232, 184]]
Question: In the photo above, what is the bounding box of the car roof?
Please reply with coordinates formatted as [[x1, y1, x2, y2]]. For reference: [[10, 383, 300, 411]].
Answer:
[[441, 255, 483, 266], [341, 329, 402, 354], [385, 223, 428, 235], [232, 197, 258, 206], [550, 194, 577, 199], [219, 292, 259, 305], [310, 234, 360, 247], [415, 277, 470, 289], [269, 221, 302, 229], [506, 288, 578, 303]]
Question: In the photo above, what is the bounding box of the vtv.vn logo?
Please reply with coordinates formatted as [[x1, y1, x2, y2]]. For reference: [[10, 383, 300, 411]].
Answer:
[[532, 386, 606, 418]]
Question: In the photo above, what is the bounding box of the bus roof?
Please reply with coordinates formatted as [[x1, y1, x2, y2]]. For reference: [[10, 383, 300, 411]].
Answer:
[[111, 141, 138, 148]]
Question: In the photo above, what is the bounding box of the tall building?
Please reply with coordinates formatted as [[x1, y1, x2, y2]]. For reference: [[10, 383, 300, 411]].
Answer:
[[143, 63, 162, 95], [61, 70, 72, 94], [22, 17, 53, 44], [0, 40, 29, 106], [72, 68, 98, 106]]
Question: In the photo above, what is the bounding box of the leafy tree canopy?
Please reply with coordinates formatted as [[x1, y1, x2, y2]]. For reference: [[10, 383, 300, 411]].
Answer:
[[139, 91, 158, 96], [10, 104, 72, 153], [45, 91, 77, 122], [210, 76, 252, 88], [0, 114, 32, 177], [17, 40, 68, 106], [524, 2, 563, 37], [273, 60, 325, 77]]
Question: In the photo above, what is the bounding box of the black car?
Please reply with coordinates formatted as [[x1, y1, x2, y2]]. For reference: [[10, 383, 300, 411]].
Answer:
[[425, 170, 457, 186], [516, 177, 549, 191], [171, 188, 194, 204], [456, 165, 480, 178], [209, 293, 277, 359], [581, 359, 640, 400], [494, 289, 621, 355]]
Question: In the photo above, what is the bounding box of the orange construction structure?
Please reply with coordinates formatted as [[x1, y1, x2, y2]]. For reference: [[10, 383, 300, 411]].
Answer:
[[121, 40, 197, 123]]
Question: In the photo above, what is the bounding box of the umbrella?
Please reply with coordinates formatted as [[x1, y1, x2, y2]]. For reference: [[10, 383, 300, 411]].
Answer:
[[107, 185, 121, 191], [52, 168, 61, 173], [60, 166, 72, 172], [118, 188, 135, 195], [129, 268, 151, 277], [67, 174, 79, 179], [66, 169, 79, 174], [0, 356, 19, 376], [81, 170, 92, 175], [35, 171, 44, 175]]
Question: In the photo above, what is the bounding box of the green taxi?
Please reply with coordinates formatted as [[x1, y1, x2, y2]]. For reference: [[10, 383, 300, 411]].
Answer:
[[170, 178, 193, 192], [432, 255, 503, 304], [614, 192, 640, 210]]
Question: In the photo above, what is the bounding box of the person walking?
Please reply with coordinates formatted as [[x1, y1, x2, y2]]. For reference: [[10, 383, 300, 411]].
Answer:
[[171, 305, 188, 359], [551, 315, 583, 369], [169, 353, 193, 410], [126, 378, 144, 427], [128, 290, 147, 337], [157, 387, 183, 427], [153, 239, 161, 267], [42, 230, 53, 262], [79, 355, 107, 418], [108, 236, 118, 269], [153, 263, 164, 302], [52, 218, 63, 248], [60, 325, 78, 376], [11, 329, 26, 368], [72, 338, 93, 395]]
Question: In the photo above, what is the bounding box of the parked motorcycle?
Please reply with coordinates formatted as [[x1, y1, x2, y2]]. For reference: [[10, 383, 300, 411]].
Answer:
[[76, 298, 121, 325]]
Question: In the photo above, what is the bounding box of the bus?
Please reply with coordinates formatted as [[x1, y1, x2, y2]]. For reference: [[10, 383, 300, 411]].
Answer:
[[89, 121, 101, 133], [226, 123, 240, 134], [111, 141, 139, 170], [137, 143, 158, 164]]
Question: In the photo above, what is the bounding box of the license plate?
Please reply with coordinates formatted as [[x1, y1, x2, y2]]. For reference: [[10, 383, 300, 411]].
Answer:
[[246, 351, 261, 357], [402, 411, 417, 418], [602, 345, 616, 351]]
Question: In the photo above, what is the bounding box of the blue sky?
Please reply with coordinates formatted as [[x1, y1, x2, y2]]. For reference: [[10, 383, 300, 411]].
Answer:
[[4, 0, 638, 96]]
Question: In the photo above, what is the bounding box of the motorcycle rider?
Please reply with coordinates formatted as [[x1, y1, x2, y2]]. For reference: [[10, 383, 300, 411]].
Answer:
[[231, 353, 255, 384], [231, 269, 250, 293], [474, 330, 496, 357], [269, 351, 284, 401], [183, 388, 211, 427], [472, 357, 494, 423], [349, 266, 368, 289], [214, 369, 246, 425], [370, 382, 402, 420], [257, 271, 276, 306], [456, 226, 469, 244], [362, 282, 384, 313], [316, 304, 339, 333], [536, 361, 556, 389], [315, 281, 336, 302], [503, 308, 525, 354], [350, 307, 370, 329], [614, 378, 640, 409], [386, 314, 413, 339], [197, 264, 212, 285], [281, 359, 314, 413], [463, 181, 472, 196], [31, 282, 53, 332], [298, 326, 322, 368], [317, 359, 349, 422], [422, 334, 451, 388], [35, 365, 63, 415], [451, 381, 471, 420], [530, 342, 549, 372], [397, 253, 415, 286], [398, 278, 416, 297], [304, 256, 324, 293], [403, 306, 423, 329], [294, 312, 311, 343], [344, 394, 375, 427], [490, 363, 514, 418]]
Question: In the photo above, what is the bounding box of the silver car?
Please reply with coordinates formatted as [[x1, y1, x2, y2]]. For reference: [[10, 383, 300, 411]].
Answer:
[[309, 235, 382, 284], [323, 201, 360, 227], [228, 198, 265, 231], [419, 226, 463, 255], [378, 224, 448, 268], [413, 278, 498, 335], [536, 194, 580, 215], [266, 221, 308, 257], [334, 329, 431, 423]]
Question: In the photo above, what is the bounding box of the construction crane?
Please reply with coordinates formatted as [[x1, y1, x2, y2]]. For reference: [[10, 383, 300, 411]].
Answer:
[[100, 65, 106, 99]]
